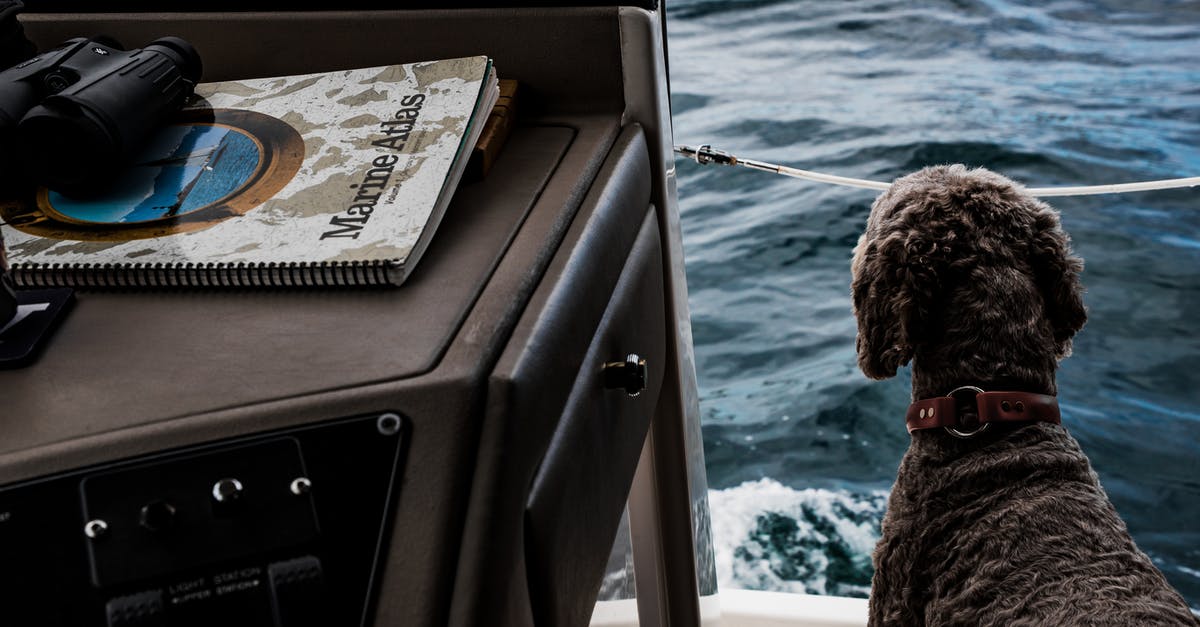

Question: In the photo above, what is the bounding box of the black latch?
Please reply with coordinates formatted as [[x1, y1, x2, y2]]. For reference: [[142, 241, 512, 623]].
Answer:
[[602, 353, 647, 397]]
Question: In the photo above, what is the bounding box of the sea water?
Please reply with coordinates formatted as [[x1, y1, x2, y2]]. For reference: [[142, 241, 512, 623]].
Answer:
[[667, 0, 1200, 609]]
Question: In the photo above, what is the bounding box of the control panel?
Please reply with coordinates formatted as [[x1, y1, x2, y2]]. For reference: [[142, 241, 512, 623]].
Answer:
[[0, 413, 407, 626]]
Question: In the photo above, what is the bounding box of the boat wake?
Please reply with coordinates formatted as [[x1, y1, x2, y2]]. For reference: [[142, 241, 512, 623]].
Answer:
[[709, 479, 887, 598]]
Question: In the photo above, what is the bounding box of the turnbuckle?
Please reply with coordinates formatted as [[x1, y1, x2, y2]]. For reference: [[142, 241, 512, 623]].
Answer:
[[674, 144, 738, 166]]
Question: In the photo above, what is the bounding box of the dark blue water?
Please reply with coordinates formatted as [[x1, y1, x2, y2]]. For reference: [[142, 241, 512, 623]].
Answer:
[[667, 0, 1200, 608]]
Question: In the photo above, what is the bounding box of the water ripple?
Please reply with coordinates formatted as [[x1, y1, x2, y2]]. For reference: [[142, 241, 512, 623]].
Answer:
[[670, 0, 1200, 608]]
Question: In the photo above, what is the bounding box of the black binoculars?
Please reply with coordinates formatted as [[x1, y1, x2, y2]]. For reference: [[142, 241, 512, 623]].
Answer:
[[1, 260, 13, 326], [0, 35, 202, 196]]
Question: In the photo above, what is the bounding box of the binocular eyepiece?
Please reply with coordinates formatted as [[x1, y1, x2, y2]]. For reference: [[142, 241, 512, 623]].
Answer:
[[1, 240, 14, 326], [0, 34, 202, 196]]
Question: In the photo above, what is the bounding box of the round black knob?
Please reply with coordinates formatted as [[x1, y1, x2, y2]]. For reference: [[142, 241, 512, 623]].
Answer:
[[603, 353, 647, 397], [139, 500, 177, 532]]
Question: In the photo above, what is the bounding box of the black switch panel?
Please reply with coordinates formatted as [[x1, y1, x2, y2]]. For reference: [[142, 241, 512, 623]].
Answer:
[[81, 438, 319, 589], [0, 412, 406, 627]]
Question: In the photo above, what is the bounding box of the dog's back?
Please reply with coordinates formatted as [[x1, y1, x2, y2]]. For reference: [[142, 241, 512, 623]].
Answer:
[[871, 423, 1197, 626]]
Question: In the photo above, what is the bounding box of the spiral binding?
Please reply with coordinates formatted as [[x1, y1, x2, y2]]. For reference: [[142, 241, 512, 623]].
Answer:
[[8, 260, 402, 289]]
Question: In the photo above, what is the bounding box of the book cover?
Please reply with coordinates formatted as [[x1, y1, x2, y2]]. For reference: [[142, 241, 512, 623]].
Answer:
[[0, 55, 497, 287]]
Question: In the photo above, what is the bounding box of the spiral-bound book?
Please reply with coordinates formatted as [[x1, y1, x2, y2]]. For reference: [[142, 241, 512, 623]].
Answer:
[[0, 56, 498, 288]]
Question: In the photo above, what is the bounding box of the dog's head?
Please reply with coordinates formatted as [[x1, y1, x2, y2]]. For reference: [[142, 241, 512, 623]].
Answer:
[[851, 164, 1087, 380]]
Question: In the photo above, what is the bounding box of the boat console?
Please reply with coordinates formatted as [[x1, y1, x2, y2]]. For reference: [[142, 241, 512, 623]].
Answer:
[[0, 3, 712, 626]]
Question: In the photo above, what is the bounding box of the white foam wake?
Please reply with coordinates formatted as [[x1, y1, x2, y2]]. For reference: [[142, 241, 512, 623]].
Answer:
[[708, 479, 888, 598]]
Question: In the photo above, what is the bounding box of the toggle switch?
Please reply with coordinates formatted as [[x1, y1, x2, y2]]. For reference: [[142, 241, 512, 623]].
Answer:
[[106, 589, 165, 627], [212, 478, 244, 503], [268, 555, 328, 627], [211, 477, 245, 516]]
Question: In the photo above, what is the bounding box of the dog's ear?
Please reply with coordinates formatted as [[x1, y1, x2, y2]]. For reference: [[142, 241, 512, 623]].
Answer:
[[851, 219, 941, 380], [1029, 207, 1087, 358]]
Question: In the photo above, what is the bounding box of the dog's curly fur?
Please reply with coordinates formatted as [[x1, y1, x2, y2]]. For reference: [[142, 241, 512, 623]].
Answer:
[[852, 165, 1197, 626]]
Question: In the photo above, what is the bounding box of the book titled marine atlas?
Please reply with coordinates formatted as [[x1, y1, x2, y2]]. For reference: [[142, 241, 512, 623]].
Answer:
[[0, 56, 499, 287]]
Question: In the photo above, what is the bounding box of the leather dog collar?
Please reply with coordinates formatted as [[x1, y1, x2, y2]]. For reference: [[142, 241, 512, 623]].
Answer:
[[906, 386, 1060, 437]]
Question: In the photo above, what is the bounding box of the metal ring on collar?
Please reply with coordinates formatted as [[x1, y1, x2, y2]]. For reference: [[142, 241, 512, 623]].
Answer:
[[944, 385, 990, 439]]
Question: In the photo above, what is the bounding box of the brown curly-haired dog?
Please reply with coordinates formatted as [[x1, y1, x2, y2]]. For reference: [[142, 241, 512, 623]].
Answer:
[[851, 165, 1197, 626]]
